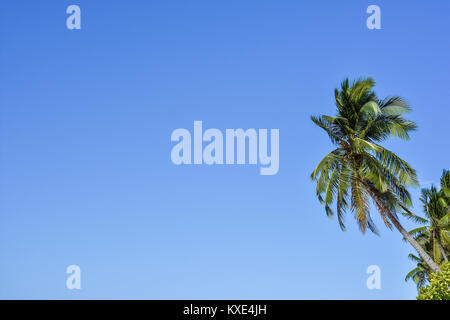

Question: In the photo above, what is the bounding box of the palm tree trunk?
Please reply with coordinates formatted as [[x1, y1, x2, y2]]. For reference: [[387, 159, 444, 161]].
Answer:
[[385, 211, 441, 273]]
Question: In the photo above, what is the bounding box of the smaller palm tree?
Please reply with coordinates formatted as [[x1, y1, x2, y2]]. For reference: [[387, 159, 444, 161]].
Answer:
[[405, 170, 450, 289], [405, 227, 433, 289], [405, 254, 430, 290], [408, 170, 450, 264]]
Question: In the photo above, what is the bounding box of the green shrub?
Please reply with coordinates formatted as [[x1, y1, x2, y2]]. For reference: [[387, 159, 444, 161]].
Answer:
[[417, 262, 450, 300]]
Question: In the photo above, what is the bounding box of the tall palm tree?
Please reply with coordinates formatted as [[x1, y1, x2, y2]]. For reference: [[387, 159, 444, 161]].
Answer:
[[310, 77, 440, 272]]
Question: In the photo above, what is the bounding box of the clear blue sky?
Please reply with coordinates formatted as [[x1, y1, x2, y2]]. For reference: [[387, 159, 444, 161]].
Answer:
[[1, 0, 449, 299]]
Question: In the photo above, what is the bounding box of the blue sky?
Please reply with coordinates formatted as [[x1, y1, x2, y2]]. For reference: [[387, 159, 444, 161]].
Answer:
[[0, 0, 449, 299]]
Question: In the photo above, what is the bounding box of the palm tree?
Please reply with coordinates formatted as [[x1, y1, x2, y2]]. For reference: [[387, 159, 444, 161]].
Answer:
[[405, 226, 433, 290], [405, 254, 430, 290], [405, 171, 450, 290], [408, 170, 450, 264], [310, 77, 440, 272]]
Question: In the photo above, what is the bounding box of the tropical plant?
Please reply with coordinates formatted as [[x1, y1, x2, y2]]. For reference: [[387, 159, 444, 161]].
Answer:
[[405, 253, 430, 290], [417, 262, 450, 300], [310, 77, 440, 272], [406, 170, 450, 288], [414, 170, 450, 263]]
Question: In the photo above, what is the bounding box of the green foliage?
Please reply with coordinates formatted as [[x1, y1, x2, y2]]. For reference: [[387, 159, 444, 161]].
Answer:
[[406, 170, 450, 289], [311, 78, 419, 234], [417, 262, 450, 300], [405, 254, 430, 290]]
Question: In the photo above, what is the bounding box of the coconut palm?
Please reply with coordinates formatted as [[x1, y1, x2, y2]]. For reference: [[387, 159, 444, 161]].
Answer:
[[405, 170, 450, 290], [405, 254, 430, 290], [408, 170, 450, 264], [311, 77, 440, 272], [405, 227, 433, 289]]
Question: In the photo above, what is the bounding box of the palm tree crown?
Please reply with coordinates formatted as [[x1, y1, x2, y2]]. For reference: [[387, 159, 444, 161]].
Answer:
[[405, 253, 430, 290], [311, 77, 418, 234]]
